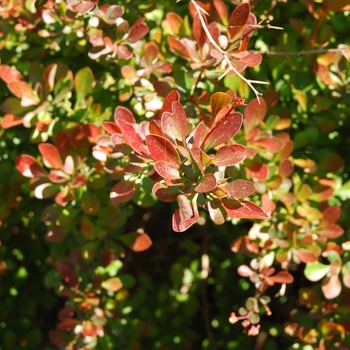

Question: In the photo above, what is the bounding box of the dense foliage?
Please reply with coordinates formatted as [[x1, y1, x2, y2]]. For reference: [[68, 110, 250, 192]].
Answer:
[[1, 0, 350, 349]]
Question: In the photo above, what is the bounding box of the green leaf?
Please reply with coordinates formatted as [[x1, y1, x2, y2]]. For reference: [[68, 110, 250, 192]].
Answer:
[[304, 262, 330, 282], [74, 67, 94, 104]]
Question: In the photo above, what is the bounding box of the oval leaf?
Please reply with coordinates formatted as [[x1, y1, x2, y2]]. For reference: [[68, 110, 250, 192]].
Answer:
[[227, 179, 256, 199], [110, 181, 135, 206], [15, 154, 48, 178], [304, 262, 330, 282], [146, 134, 181, 166], [38, 143, 64, 169], [101, 277, 123, 292], [194, 173, 217, 193]]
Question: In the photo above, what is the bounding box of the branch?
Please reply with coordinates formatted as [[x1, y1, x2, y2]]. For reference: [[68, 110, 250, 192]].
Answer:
[[253, 47, 348, 56], [190, 0, 269, 101]]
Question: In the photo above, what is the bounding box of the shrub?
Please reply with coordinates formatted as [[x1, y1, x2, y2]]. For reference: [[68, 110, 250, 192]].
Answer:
[[1, 0, 350, 349]]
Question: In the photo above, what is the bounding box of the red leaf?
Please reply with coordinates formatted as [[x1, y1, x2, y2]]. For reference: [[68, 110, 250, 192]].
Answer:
[[191, 122, 209, 149], [245, 160, 269, 181], [202, 113, 243, 151], [56, 260, 79, 288], [194, 173, 217, 193], [322, 206, 341, 224], [153, 182, 179, 202], [254, 137, 285, 153], [317, 223, 344, 239], [227, 179, 255, 199], [238, 52, 262, 67], [223, 200, 268, 219], [154, 161, 181, 184], [172, 196, 199, 232], [158, 90, 180, 120], [114, 106, 136, 124], [110, 180, 135, 206], [171, 101, 188, 141], [118, 120, 149, 157], [193, 13, 207, 50], [228, 3, 250, 42], [146, 134, 181, 166], [167, 36, 193, 60], [127, 18, 149, 43], [82, 123, 102, 142], [15, 154, 48, 178], [74, 1, 95, 13], [213, 144, 246, 166], [38, 143, 64, 169], [269, 271, 294, 284], [279, 159, 294, 178], [244, 97, 266, 134], [1, 113, 23, 129], [57, 318, 81, 331], [8, 81, 39, 107]]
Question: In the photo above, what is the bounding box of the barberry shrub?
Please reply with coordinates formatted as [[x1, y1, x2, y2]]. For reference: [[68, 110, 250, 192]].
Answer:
[[1, 0, 350, 349]]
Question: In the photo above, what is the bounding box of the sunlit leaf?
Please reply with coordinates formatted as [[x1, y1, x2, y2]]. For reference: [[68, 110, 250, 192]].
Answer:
[[38, 143, 64, 169], [194, 173, 217, 193], [101, 277, 123, 292], [227, 179, 255, 199], [304, 262, 330, 282], [15, 154, 48, 178], [146, 134, 181, 166]]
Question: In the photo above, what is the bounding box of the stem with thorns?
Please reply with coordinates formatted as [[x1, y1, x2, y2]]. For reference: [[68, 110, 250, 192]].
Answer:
[[190, 0, 269, 101]]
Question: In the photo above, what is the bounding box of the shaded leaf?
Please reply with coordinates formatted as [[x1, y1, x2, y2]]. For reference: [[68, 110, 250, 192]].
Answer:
[[153, 182, 179, 202], [172, 195, 199, 232], [210, 92, 231, 120], [208, 198, 226, 225], [244, 97, 266, 133], [228, 3, 250, 41], [56, 261, 79, 288], [118, 232, 153, 252], [195, 173, 217, 193], [317, 223, 344, 239], [128, 18, 149, 43], [74, 67, 94, 103], [154, 161, 181, 184], [245, 159, 269, 181]]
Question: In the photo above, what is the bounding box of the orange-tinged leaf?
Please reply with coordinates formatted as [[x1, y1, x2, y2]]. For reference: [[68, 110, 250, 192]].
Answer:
[[165, 12, 183, 35], [38, 143, 64, 169], [1, 113, 23, 129], [244, 97, 266, 133], [227, 179, 255, 199], [223, 200, 268, 219], [245, 160, 269, 181], [322, 206, 341, 224], [15, 154, 48, 178], [210, 92, 231, 120], [270, 271, 294, 284]]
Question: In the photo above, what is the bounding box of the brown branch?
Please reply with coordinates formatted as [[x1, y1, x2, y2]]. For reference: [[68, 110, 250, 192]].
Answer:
[[252, 47, 347, 56]]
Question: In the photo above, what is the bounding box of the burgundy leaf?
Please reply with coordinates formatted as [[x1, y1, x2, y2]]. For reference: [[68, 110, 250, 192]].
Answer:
[[46, 226, 67, 242], [127, 18, 149, 43], [54, 131, 72, 159], [269, 271, 294, 284], [38, 143, 64, 169], [146, 134, 181, 166], [110, 180, 135, 206], [212, 144, 246, 166], [227, 179, 255, 199], [223, 200, 268, 219], [228, 3, 250, 42], [202, 113, 243, 151], [194, 173, 217, 193], [15, 154, 48, 178], [172, 195, 199, 232], [153, 182, 179, 202], [56, 260, 79, 288]]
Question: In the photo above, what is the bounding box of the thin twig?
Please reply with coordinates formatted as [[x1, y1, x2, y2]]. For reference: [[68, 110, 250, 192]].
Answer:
[[252, 48, 348, 56]]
